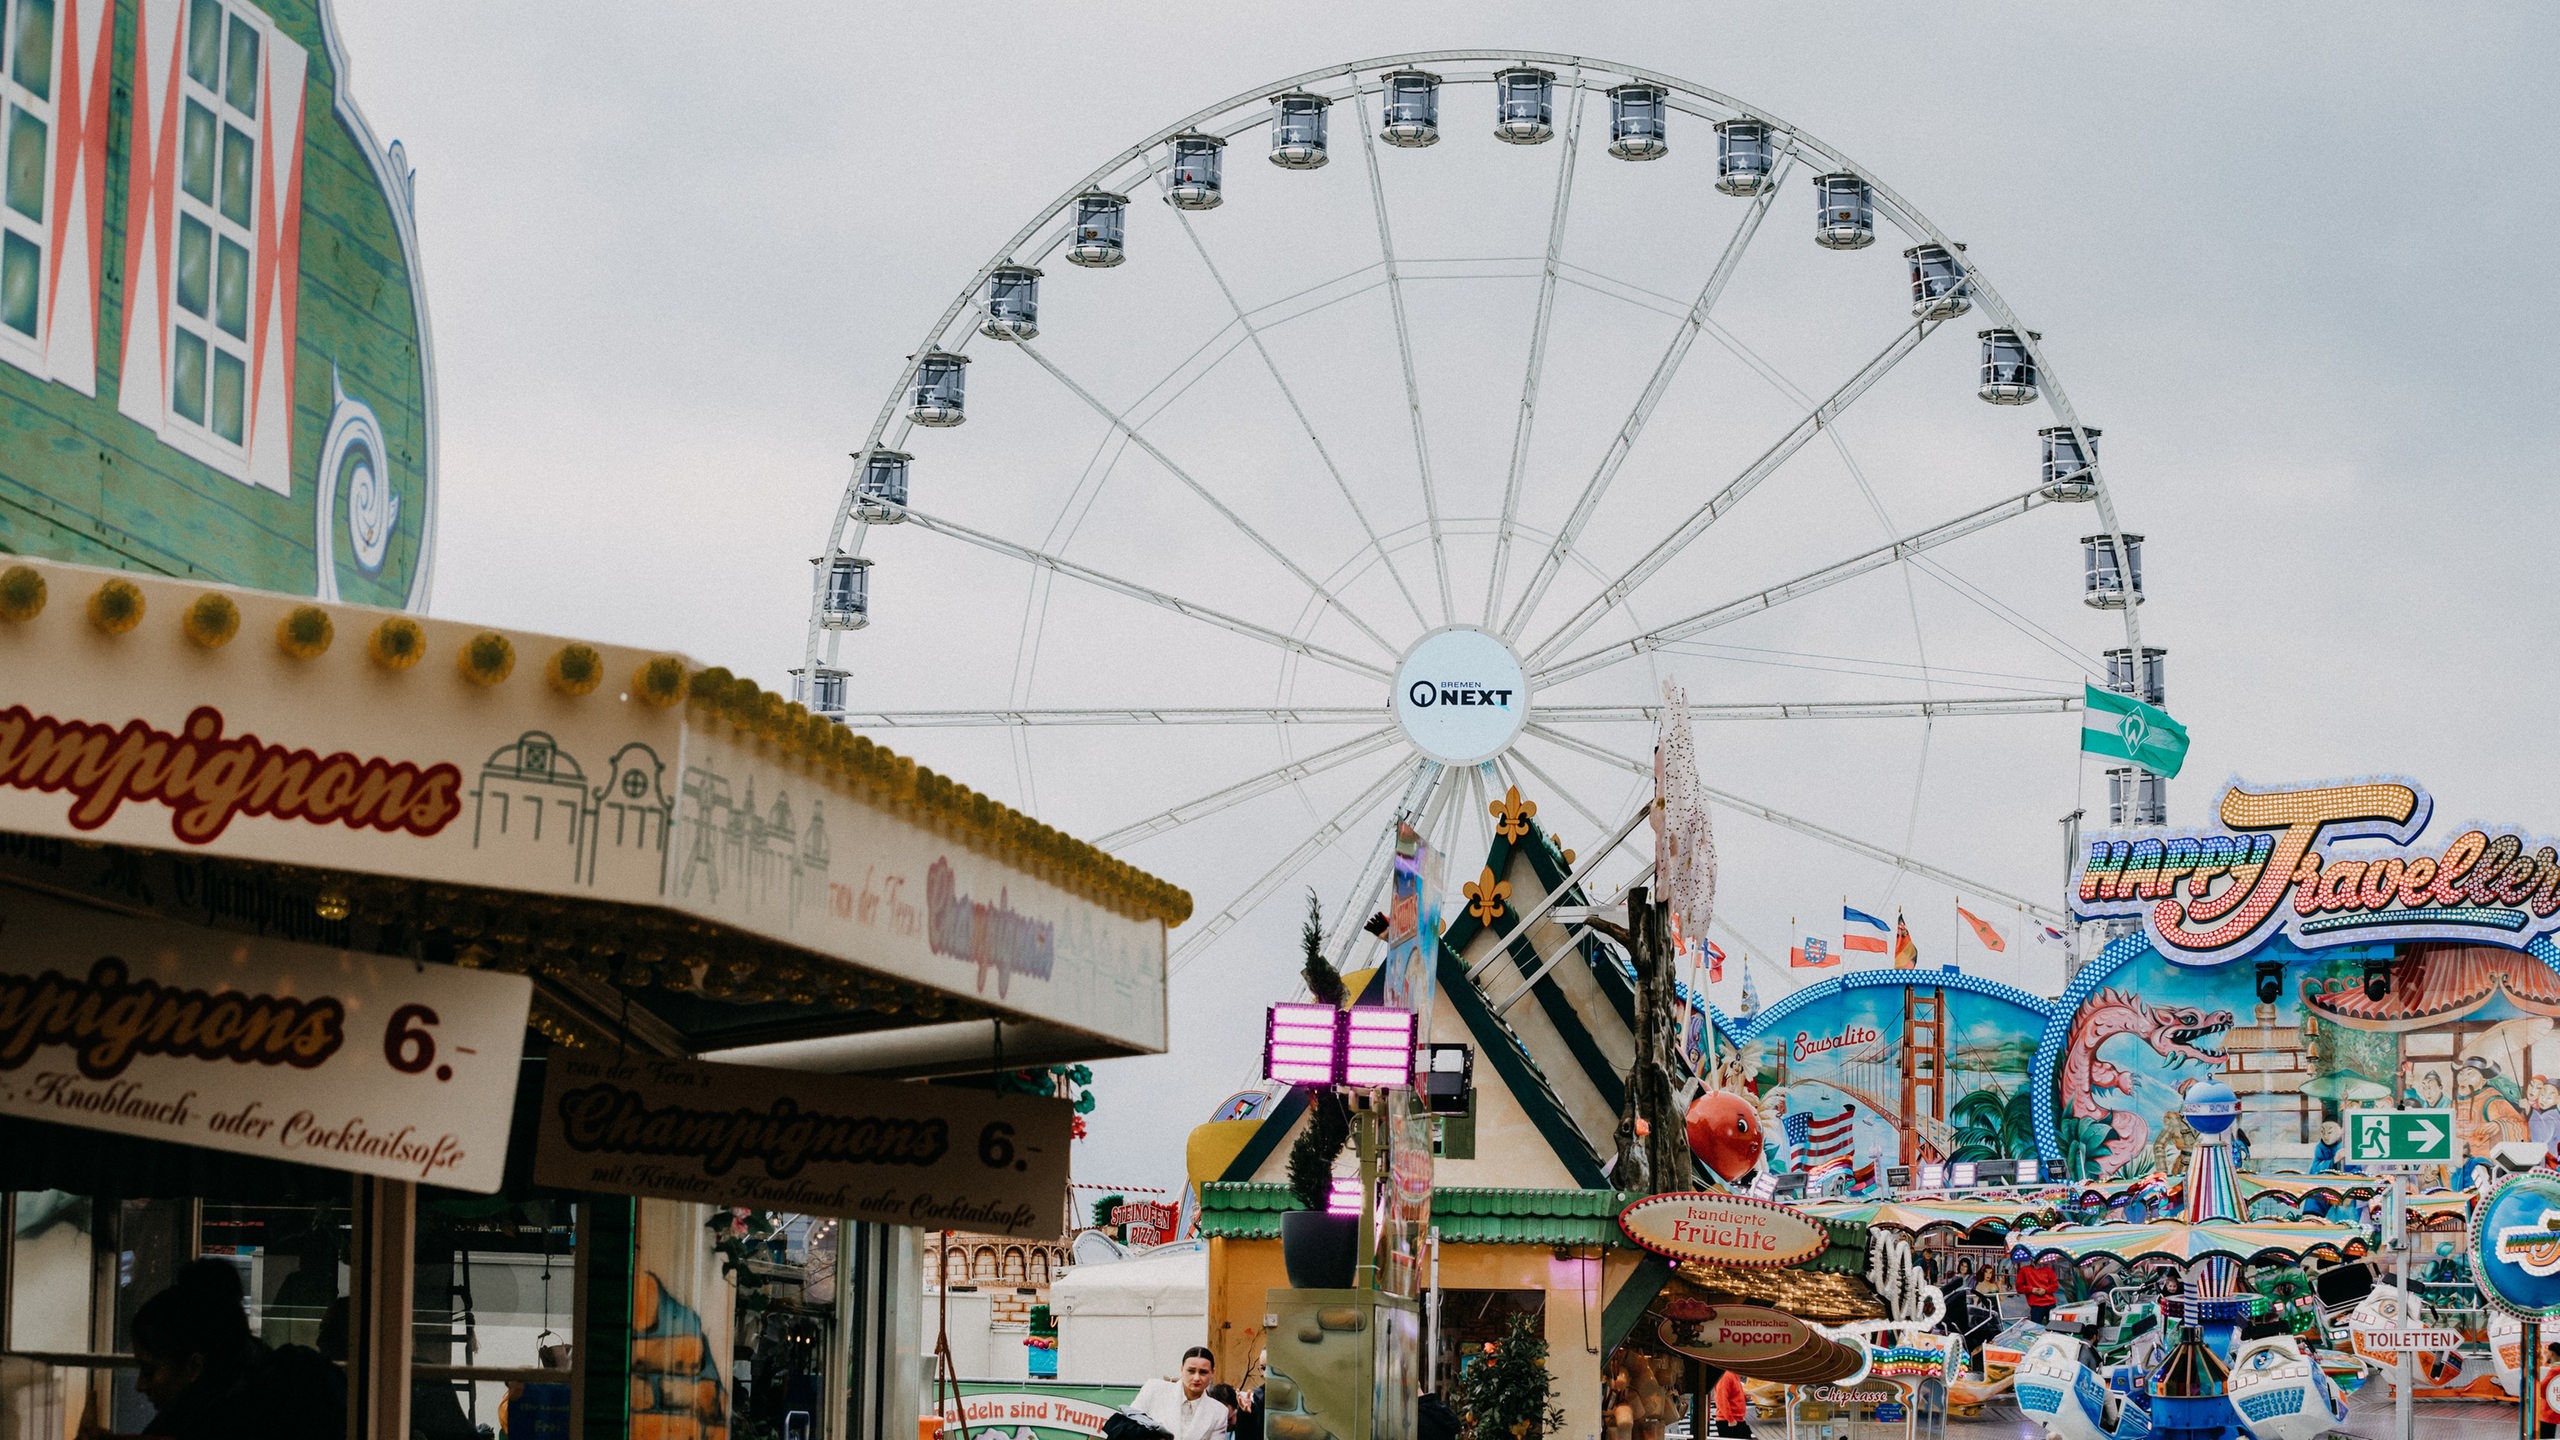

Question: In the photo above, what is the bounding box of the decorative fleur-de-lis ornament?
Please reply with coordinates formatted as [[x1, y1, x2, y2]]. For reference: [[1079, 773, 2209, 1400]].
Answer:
[[1463, 866, 1512, 925], [1489, 785, 1537, 842]]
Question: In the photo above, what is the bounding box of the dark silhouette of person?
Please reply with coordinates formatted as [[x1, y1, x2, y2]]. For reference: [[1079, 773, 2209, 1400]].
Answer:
[[81, 1259, 341, 1440]]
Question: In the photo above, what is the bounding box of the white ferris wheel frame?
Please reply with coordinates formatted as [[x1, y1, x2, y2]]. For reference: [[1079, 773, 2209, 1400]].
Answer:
[[804, 50, 2143, 981]]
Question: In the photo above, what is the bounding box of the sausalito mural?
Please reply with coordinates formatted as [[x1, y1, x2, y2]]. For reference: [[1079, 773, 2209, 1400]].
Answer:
[[0, 0, 433, 607], [1715, 777, 2560, 1186], [1731, 971, 2052, 1179]]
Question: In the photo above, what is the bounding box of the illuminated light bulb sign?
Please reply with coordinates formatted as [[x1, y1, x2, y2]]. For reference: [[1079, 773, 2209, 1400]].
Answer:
[[1259, 1003, 1419, 1088], [1263, 1003, 1342, 1085]]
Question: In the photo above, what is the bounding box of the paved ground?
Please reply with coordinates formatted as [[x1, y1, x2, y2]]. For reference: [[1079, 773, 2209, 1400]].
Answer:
[[1938, 1390, 2521, 1440]]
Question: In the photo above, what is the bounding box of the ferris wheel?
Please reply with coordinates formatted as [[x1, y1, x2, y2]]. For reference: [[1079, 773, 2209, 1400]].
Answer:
[[798, 51, 2157, 990]]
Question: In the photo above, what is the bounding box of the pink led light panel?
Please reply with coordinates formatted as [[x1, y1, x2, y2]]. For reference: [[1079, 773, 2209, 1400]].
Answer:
[[1265, 1004, 1339, 1085], [1341, 1008, 1417, 1087], [1326, 1177, 1363, 1216]]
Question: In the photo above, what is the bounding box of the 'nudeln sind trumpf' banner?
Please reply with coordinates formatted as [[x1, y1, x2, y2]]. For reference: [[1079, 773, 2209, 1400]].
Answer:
[[0, 884, 532, 1190], [532, 1052, 1072, 1235]]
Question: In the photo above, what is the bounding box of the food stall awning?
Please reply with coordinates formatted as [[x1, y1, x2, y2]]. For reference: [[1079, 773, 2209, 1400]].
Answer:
[[0, 558, 1187, 1063]]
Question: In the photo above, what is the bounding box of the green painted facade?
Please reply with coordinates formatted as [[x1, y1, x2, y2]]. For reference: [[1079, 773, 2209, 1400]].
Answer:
[[0, 0, 431, 606]]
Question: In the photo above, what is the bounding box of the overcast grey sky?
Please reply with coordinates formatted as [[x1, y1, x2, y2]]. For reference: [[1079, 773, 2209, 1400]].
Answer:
[[334, 2, 2560, 1192]]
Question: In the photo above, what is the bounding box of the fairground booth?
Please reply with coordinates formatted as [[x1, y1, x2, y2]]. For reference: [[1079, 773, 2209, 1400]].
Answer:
[[0, 556, 1184, 1440]]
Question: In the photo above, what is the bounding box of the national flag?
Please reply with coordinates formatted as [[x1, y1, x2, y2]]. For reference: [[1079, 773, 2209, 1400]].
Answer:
[[1705, 940, 1727, 983], [2037, 923, 2067, 946], [1843, 903, 1890, 953], [1957, 905, 2008, 953], [2080, 682, 2189, 780], [1892, 912, 1919, 969], [1790, 936, 1836, 969], [1783, 1106, 1857, 1170]]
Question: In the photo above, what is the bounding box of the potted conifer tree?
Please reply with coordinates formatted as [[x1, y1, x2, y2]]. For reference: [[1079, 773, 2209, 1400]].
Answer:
[[1278, 892, 1359, 1289]]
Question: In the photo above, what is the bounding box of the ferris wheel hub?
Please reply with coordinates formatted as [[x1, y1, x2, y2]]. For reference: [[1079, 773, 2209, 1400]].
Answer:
[[1392, 626, 1532, 766]]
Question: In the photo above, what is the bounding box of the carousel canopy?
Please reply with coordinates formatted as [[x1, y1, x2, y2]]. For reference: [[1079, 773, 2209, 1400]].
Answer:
[[2010, 1217, 2369, 1267], [1800, 1195, 2063, 1238]]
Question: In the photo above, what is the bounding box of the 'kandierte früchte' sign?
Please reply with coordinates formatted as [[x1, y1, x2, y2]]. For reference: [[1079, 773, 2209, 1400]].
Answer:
[[0, 884, 531, 1191], [532, 1052, 1071, 1235]]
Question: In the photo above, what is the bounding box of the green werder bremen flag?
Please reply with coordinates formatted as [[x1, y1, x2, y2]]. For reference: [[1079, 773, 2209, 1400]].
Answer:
[[2081, 682, 2189, 779]]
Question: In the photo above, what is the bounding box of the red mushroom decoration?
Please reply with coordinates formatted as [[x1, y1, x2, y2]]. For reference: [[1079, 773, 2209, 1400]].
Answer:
[[1685, 1090, 1763, 1184]]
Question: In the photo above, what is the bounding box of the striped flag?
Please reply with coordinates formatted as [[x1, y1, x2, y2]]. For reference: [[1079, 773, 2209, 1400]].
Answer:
[[1786, 1106, 1856, 1175], [1843, 904, 1890, 955], [1790, 936, 1836, 969], [2081, 682, 2189, 778], [1705, 939, 1727, 983], [1892, 912, 1919, 969]]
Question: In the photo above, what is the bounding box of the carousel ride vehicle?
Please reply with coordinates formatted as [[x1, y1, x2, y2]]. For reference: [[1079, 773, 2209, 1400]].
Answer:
[[2012, 1083, 2364, 1440]]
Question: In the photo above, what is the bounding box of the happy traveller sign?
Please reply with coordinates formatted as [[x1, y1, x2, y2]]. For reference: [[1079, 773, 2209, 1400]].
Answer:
[[2073, 777, 2560, 962]]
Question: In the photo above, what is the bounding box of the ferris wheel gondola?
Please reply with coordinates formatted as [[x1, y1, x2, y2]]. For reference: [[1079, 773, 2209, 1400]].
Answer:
[[799, 51, 2161, 987]]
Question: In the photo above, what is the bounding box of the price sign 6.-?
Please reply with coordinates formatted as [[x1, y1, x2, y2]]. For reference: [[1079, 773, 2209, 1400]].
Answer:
[[0, 887, 532, 1191]]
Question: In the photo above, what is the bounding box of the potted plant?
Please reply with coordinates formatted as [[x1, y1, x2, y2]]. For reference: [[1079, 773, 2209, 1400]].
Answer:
[[1279, 892, 1359, 1289]]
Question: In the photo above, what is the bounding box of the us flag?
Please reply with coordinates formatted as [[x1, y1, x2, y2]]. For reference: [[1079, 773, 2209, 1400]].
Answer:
[[1784, 1106, 1856, 1174]]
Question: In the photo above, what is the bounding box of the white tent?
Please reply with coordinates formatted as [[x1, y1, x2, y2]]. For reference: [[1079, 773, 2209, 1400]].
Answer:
[[1049, 1241, 1209, 1385]]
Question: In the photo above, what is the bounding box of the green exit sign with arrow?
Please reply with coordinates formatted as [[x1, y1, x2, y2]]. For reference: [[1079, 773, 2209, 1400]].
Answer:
[[2348, 1108, 2458, 1165]]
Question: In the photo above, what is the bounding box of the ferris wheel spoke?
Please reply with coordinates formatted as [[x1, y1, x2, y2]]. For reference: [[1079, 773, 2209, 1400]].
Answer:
[[890, 503, 1389, 682], [1535, 695, 2079, 723], [1481, 80, 1588, 629], [1168, 757, 1421, 975], [834, 707, 1388, 727], [1498, 744, 1616, 841], [1348, 61, 1455, 624], [1167, 213, 1433, 635], [1521, 724, 2067, 925], [1499, 152, 1796, 643], [1520, 316, 1944, 668], [1010, 340, 1400, 659], [1093, 728, 1404, 848], [1533, 484, 2051, 689]]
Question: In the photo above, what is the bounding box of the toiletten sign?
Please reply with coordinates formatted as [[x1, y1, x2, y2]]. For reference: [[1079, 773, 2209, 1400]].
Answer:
[[1617, 1192, 1827, 1268], [0, 884, 530, 1190], [533, 1052, 1072, 1236]]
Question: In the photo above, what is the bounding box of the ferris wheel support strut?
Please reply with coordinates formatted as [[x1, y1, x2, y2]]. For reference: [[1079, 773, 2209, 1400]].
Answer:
[[1169, 757, 1419, 975], [1092, 729, 1402, 849], [1522, 724, 2066, 927], [1522, 317, 1940, 670], [1535, 486, 2058, 688], [888, 503, 1388, 682]]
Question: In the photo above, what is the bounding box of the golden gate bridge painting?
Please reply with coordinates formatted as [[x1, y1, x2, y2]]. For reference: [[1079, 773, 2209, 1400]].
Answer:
[[1749, 974, 2048, 1172]]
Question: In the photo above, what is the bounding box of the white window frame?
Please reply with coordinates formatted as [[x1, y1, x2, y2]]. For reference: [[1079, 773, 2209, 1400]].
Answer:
[[0, 0, 61, 376], [157, 0, 273, 474]]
